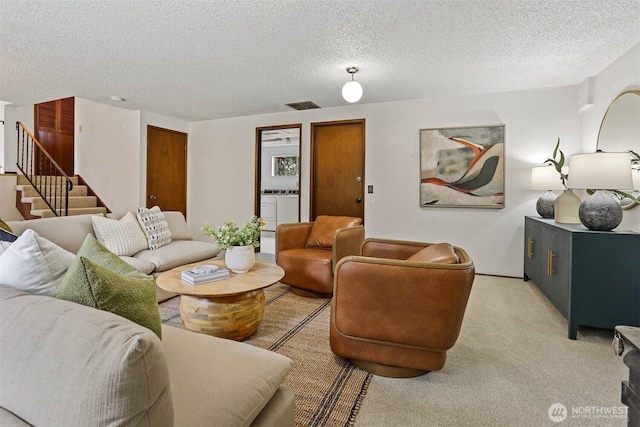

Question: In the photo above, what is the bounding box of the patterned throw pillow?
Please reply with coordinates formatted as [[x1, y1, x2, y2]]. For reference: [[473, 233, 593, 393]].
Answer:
[[136, 206, 172, 250], [92, 212, 148, 256]]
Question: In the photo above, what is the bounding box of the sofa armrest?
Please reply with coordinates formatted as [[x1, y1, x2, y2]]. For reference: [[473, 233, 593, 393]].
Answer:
[[332, 226, 365, 269], [332, 255, 475, 351], [275, 222, 313, 255]]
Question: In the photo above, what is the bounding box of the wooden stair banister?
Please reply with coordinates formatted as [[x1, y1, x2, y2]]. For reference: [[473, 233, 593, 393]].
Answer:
[[15, 121, 72, 217]]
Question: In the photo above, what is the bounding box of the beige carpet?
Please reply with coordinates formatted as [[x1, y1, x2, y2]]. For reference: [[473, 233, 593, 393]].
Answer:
[[354, 275, 629, 427], [159, 283, 372, 427], [160, 268, 631, 426]]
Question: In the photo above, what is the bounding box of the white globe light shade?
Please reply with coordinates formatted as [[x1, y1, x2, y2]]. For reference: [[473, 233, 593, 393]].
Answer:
[[342, 80, 363, 103]]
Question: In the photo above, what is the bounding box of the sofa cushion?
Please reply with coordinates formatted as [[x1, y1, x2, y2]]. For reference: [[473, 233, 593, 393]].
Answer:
[[7, 213, 102, 253], [137, 206, 172, 250], [0, 285, 173, 427], [162, 325, 292, 427], [163, 211, 193, 241], [306, 215, 362, 249], [135, 240, 220, 272], [406, 243, 459, 264], [56, 256, 162, 339], [91, 212, 149, 256], [121, 256, 156, 274], [0, 229, 75, 296]]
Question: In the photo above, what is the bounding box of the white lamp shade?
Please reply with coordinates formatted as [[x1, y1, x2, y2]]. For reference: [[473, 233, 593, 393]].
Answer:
[[567, 152, 633, 190], [531, 166, 565, 190], [342, 80, 363, 103]]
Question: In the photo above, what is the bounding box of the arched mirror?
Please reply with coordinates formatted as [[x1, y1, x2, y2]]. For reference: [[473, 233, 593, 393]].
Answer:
[[597, 90, 640, 210]]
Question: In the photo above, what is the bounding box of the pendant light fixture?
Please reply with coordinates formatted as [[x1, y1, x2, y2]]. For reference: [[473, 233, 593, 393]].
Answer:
[[342, 66, 363, 103]]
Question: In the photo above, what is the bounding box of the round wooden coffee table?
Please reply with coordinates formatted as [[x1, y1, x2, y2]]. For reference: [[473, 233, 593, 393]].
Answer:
[[156, 260, 284, 340]]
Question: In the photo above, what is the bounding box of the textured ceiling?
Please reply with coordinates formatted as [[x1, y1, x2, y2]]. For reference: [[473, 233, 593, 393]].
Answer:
[[1, 0, 639, 122]]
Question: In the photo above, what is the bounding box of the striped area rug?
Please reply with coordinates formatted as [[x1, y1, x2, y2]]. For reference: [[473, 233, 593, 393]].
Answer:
[[159, 283, 372, 427]]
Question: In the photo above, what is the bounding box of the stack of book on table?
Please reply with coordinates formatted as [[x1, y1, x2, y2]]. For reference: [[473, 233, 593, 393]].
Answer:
[[181, 265, 230, 285]]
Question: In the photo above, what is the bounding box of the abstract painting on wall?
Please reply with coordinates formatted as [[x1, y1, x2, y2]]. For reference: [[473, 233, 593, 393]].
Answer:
[[419, 125, 505, 208]]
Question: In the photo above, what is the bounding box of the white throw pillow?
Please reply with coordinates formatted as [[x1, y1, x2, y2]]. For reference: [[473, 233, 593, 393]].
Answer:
[[92, 212, 149, 256], [0, 229, 75, 296], [0, 241, 11, 256], [137, 206, 172, 250]]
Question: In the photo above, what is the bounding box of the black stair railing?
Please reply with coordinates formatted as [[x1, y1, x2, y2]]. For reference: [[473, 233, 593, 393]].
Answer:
[[15, 121, 73, 217]]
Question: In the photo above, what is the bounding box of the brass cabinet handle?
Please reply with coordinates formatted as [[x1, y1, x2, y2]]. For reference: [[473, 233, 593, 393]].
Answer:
[[547, 250, 555, 275], [527, 238, 534, 258]]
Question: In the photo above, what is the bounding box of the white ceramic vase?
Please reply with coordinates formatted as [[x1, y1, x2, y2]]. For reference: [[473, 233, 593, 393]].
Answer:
[[224, 245, 256, 273], [554, 189, 581, 224]]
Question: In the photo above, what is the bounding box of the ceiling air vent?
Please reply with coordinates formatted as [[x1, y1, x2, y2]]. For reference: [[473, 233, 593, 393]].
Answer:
[[286, 101, 321, 110]]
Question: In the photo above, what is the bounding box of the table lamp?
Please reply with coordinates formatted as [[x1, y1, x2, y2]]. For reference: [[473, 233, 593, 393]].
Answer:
[[567, 152, 633, 231], [530, 165, 565, 218]]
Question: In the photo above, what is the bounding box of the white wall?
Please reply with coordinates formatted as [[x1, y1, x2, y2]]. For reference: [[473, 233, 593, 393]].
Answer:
[[75, 98, 141, 213], [579, 43, 640, 231], [75, 102, 191, 212], [188, 86, 582, 277], [188, 45, 639, 277], [0, 174, 21, 220], [3, 104, 34, 174], [0, 101, 12, 174]]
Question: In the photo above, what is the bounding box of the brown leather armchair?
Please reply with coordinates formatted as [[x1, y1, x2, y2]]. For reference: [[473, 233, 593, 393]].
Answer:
[[330, 238, 475, 377], [275, 215, 364, 297]]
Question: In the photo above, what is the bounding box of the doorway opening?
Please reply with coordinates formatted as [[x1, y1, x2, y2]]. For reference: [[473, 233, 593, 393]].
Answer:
[[255, 124, 302, 254]]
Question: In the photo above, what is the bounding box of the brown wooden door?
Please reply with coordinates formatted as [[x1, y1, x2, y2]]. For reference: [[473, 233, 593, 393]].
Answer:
[[310, 119, 365, 220], [34, 97, 74, 176], [146, 126, 187, 216]]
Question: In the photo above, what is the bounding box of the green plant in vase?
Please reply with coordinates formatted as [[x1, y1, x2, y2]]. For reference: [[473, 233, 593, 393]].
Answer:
[[202, 216, 266, 250], [202, 216, 266, 273]]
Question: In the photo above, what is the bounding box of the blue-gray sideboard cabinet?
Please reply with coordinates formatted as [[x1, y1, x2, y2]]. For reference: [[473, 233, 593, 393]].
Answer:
[[523, 216, 640, 340]]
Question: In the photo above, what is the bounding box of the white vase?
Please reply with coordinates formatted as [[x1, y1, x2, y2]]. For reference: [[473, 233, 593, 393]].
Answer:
[[224, 245, 256, 273], [554, 189, 581, 224]]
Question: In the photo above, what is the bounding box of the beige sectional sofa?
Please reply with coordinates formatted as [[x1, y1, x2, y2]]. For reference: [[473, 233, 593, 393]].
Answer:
[[0, 285, 295, 426], [7, 211, 220, 302], [1, 212, 296, 426]]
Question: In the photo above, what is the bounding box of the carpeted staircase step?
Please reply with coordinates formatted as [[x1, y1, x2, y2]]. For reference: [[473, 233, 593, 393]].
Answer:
[[25, 195, 98, 210], [16, 174, 79, 187], [17, 184, 88, 198], [35, 207, 107, 218]]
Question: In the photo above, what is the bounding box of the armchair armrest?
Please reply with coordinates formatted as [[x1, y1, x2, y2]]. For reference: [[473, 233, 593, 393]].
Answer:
[[361, 238, 430, 259], [332, 226, 365, 269], [332, 253, 474, 351]]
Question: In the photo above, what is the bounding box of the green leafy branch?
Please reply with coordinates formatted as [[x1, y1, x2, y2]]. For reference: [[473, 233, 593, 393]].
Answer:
[[544, 138, 568, 189], [202, 216, 266, 250]]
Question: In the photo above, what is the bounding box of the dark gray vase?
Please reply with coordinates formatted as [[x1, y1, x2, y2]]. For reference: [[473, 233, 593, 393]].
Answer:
[[578, 190, 623, 231], [536, 191, 556, 219]]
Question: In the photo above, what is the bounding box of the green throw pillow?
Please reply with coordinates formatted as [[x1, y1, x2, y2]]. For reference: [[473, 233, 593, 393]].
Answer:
[[0, 218, 12, 232], [57, 256, 162, 339]]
